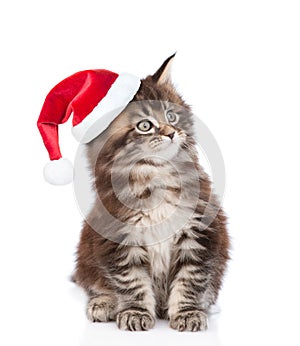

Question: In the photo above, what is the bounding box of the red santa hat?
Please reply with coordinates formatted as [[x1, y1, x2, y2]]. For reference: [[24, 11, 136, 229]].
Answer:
[[37, 69, 140, 185]]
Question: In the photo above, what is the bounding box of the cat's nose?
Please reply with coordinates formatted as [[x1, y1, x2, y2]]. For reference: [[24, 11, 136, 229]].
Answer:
[[167, 131, 175, 140]]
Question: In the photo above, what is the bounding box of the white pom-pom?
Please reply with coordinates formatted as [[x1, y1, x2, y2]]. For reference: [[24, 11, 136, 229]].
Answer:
[[43, 158, 73, 185]]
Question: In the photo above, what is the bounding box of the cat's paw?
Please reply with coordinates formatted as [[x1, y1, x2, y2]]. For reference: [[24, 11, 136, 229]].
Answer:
[[116, 309, 155, 331], [86, 296, 116, 322], [170, 310, 208, 332]]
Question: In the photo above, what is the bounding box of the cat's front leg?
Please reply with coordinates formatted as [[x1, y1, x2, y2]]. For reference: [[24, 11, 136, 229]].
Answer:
[[168, 265, 209, 332], [113, 249, 156, 331], [168, 241, 210, 332]]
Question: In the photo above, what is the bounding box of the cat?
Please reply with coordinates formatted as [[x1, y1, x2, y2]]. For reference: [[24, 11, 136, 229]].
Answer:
[[73, 54, 230, 332]]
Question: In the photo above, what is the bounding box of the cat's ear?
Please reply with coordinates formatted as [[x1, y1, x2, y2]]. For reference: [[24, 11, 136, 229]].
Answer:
[[152, 53, 176, 85]]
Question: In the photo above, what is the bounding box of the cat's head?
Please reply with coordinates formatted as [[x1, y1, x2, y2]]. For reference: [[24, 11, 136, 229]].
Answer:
[[87, 55, 195, 167]]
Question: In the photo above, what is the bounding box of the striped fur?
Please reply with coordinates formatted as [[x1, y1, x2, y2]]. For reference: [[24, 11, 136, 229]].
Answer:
[[73, 55, 230, 332]]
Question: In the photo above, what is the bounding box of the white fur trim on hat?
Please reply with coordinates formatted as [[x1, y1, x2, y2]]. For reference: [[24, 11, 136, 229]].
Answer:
[[71, 73, 141, 143], [43, 158, 73, 185]]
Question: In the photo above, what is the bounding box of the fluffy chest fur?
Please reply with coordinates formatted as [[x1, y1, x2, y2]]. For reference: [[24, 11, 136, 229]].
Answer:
[[146, 232, 175, 318], [147, 234, 174, 278], [123, 163, 182, 279]]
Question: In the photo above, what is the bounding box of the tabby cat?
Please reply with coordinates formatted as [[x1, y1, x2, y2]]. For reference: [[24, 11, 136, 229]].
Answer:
[[73, 55, 230, 332]]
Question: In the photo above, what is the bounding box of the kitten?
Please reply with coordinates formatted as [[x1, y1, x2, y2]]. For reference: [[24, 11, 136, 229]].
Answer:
[[73, 55, 230, 332]]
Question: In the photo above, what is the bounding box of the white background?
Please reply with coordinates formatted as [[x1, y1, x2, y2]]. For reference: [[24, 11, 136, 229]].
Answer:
[[1, 1, 300, 345]]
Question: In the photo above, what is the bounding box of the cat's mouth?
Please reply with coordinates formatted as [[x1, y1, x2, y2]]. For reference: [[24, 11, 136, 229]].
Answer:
[[148, 134, 180, 159], [150, 137, 171, 149]]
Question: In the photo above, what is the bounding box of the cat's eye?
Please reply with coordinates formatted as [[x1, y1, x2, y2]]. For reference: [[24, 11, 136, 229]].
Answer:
[[166, 111, 178, 124], [137, 120, 153, 132]]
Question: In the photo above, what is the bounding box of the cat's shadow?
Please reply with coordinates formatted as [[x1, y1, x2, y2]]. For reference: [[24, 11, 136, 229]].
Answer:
[[68, 284, 223, 346], [79, 316, 222, 346]]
